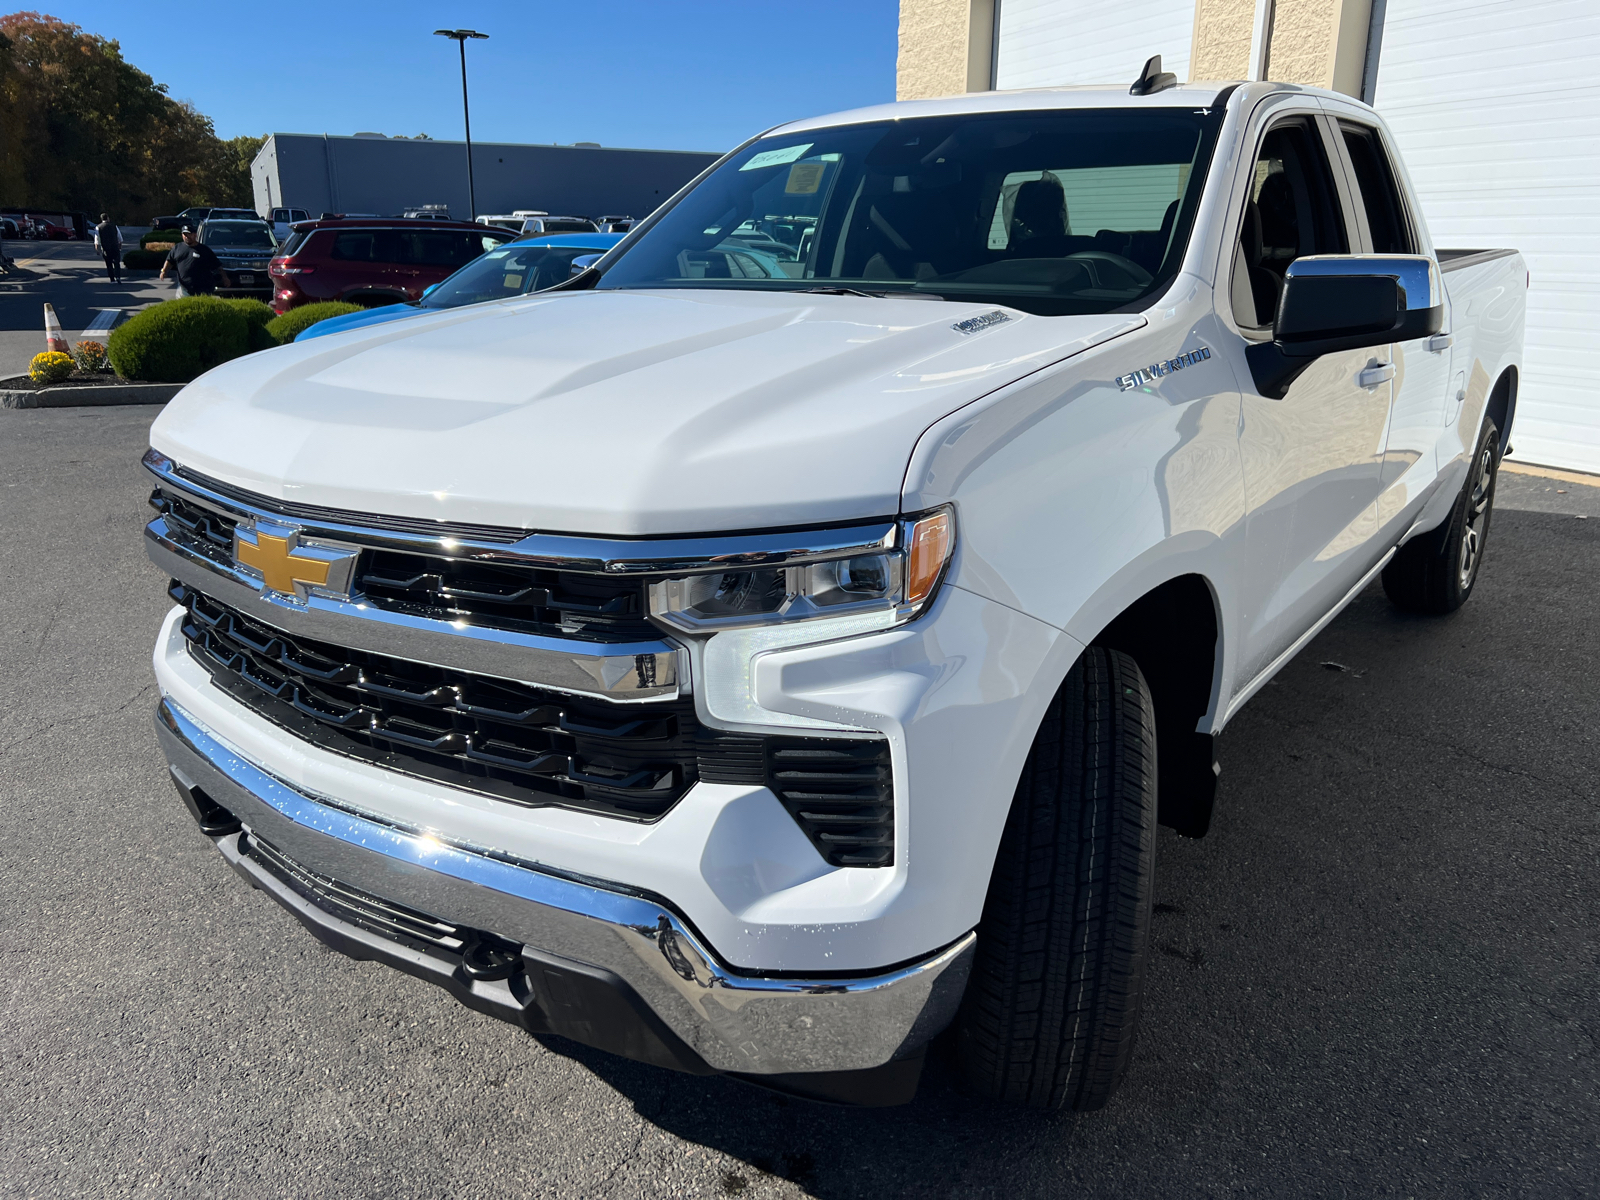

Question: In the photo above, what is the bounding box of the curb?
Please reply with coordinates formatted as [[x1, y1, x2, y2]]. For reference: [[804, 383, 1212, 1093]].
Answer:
[[0, 381, 182, 409], [1501, 460, 1600, 489]]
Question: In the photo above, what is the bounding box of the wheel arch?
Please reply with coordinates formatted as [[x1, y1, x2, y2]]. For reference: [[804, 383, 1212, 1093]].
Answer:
[[1487, 365, 1517, 452], [1087, 573, 1224, 838]]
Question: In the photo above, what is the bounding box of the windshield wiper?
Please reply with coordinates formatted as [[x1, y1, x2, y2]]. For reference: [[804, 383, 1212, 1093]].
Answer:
[[793, 286, 880, 298], [792, 286, 946, 300]]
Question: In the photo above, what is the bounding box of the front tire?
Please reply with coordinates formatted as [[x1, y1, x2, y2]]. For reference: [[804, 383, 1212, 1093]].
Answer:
[[954, 647, 1158, 1110], [1382, 417, 1501, 614]]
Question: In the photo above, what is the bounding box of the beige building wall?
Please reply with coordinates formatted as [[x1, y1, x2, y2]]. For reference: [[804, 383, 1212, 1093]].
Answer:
[[1269, 0, 1374, 92], [899, 0, 1374, 99], [1190, 0, 1258, 80], [897, 0, 996, 100]]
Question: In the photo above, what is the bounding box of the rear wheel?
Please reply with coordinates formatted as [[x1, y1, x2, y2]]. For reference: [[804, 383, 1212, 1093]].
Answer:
[[954, 647, 1158, 1110], [1382, 417, 1501, 614]]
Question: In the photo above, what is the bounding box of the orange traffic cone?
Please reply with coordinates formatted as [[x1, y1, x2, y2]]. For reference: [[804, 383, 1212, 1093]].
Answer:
[[44, 303, 68, 355]]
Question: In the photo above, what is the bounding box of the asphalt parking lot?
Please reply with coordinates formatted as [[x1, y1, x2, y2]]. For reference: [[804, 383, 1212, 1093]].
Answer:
[[2, 405, 1596, 1199], [1, 242, 168, 378]]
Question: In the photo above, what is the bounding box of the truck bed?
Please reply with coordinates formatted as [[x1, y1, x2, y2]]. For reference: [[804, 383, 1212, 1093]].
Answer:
[[1436, 247, 1519, 273]]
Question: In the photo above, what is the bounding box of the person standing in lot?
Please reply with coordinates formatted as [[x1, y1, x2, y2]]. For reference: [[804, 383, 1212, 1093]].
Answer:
[[159, 224, 220, 297], [93, 213, 123, 283]]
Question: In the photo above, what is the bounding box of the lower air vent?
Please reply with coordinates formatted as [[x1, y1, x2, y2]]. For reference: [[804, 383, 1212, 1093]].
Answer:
[[244, 831, 470, 957], [769, 740, 895, 868], [696, 732, 895, 868]]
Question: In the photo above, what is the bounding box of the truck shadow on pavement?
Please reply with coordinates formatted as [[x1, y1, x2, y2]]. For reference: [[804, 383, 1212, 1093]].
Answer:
[[526, 506, 1600, 1198]]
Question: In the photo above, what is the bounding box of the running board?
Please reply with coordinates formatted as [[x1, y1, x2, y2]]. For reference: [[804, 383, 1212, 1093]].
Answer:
[[1219, 548, 1396, 729]]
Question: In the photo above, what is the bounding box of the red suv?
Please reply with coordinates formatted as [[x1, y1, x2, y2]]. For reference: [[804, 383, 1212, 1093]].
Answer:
[[268, 218, 515, 312]]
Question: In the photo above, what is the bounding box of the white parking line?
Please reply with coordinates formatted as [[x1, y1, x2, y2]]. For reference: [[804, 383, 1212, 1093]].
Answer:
[[80, 308, 119, 336]]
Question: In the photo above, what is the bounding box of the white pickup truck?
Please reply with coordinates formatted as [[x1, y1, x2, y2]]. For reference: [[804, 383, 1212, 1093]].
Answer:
[[144, 72, 1526, 1110]]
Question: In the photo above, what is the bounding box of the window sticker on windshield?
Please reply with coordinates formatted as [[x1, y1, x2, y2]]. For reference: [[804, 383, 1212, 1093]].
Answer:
[[740, 142, 813, 171], [785, 162, 827, 194], [485, 250, 509, 258], [502, 274, 523, 289]]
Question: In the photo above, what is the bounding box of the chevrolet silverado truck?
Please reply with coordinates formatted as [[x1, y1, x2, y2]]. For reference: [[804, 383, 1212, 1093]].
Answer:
[[143, 70, 1526, 1110]]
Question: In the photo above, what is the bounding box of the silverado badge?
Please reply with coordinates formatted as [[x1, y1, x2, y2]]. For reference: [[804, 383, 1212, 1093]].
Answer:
[[233, 519, 359, 601], [1116, 345, 1212, 391]]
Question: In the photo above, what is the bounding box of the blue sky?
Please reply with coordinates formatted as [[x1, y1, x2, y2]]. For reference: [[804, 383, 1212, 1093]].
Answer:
[[45, 2, 899, 152]]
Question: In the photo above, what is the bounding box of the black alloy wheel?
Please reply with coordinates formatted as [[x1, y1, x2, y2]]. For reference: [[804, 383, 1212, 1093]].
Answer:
[[1457, 435, 1497, 593], [1382, 416, 1501, 615]]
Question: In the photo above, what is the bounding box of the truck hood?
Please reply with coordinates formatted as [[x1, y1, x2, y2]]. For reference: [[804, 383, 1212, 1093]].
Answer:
[[151, 288, 1142, 535]]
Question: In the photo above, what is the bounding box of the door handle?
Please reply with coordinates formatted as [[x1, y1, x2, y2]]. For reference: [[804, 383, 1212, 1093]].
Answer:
[[1427, 333, 1453, 353], [1357, 362, 1395, 389]]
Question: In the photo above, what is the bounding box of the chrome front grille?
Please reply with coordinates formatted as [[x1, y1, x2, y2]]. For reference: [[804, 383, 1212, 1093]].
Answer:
[[146, 453, 897, 862], [150, 488, 651, 644]]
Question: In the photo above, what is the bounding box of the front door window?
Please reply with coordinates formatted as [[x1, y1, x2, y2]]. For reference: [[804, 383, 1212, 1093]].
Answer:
[[1230, 120, 1348, 329]]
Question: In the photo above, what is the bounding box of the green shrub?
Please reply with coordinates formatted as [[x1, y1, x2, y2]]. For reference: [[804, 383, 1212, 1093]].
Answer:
[[107, 296, 250, 382], [224, 297, 278, 351], [140, 229, 181, 248], [264, 301, 364, 345], [123, 249, 165, 271], [28, 350, 74, 385]]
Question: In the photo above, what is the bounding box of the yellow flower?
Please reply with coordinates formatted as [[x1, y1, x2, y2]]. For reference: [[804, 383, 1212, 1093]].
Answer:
[[28, 350, 74, 385]]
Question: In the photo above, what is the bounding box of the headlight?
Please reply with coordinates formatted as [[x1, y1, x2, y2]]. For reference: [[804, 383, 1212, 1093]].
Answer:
[[650, 509, 954, 733], [649, 508, 952, 632]]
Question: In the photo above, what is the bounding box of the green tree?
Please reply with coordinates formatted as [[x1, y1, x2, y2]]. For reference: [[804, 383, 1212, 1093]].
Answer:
[[0, 12, 262, 220]]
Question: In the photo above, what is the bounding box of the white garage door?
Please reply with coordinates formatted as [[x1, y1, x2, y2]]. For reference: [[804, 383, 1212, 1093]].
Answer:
[[996, 0, 1196, 90], [1375, 0, 1600, 474]]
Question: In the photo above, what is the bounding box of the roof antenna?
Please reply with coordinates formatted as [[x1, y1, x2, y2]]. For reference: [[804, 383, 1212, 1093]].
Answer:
[[1130, 54, 1178, 96]]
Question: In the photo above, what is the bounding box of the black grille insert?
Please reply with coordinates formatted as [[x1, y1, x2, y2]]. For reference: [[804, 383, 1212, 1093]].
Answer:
[[357, 549, 652, 643], [174, 582, 697, 819], [150, 488, 237, 562], [168, 579, 895, 863]]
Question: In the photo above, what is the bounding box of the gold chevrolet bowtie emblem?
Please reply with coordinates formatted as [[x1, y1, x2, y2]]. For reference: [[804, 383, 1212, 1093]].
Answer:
[[233, 520, 359, 601]]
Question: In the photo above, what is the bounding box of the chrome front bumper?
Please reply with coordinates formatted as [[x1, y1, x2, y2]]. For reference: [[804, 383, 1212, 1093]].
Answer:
[[155, 698, 973, 1090]]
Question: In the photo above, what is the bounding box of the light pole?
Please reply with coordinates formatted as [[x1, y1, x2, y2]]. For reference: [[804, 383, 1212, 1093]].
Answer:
[[434, 28, 489, 220]]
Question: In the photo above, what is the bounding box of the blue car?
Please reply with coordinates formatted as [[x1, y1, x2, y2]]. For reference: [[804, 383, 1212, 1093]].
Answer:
[[296, 232, 625, 341]]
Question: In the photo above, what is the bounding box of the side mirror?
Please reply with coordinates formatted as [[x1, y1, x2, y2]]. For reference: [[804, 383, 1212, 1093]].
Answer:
[[570, 253, 603, 277], [1246, 254, 1443, 398], [421, 283, 440, 297]]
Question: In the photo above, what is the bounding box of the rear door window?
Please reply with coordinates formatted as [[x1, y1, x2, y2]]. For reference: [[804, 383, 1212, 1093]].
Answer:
[[1340, 124, 1414, 255], [397, 230, 500, 267], [330, 230, 403, 262]]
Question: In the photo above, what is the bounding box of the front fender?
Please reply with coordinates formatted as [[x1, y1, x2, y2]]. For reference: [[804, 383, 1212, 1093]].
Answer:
[[905, 294, 1247, 727]]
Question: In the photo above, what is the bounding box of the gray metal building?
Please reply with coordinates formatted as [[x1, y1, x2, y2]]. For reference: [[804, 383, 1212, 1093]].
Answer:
[[250, 134, 721, 221]]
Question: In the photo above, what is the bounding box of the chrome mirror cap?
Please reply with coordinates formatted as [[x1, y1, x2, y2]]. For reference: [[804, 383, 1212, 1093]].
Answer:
[[1286, 254, 1441, 311]]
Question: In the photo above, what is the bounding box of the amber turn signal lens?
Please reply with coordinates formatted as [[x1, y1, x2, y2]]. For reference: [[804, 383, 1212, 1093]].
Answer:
[[905, 510, 953, 606]]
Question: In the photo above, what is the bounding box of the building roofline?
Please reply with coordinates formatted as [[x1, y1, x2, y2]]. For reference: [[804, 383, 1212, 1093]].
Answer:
[[259, 133, 722, 157]]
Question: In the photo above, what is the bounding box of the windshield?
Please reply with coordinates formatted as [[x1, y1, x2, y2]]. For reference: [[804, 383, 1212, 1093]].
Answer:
[[204, 222, 275, 248], [421, 242, 611, 307], [596, 108, 1225, 315]]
